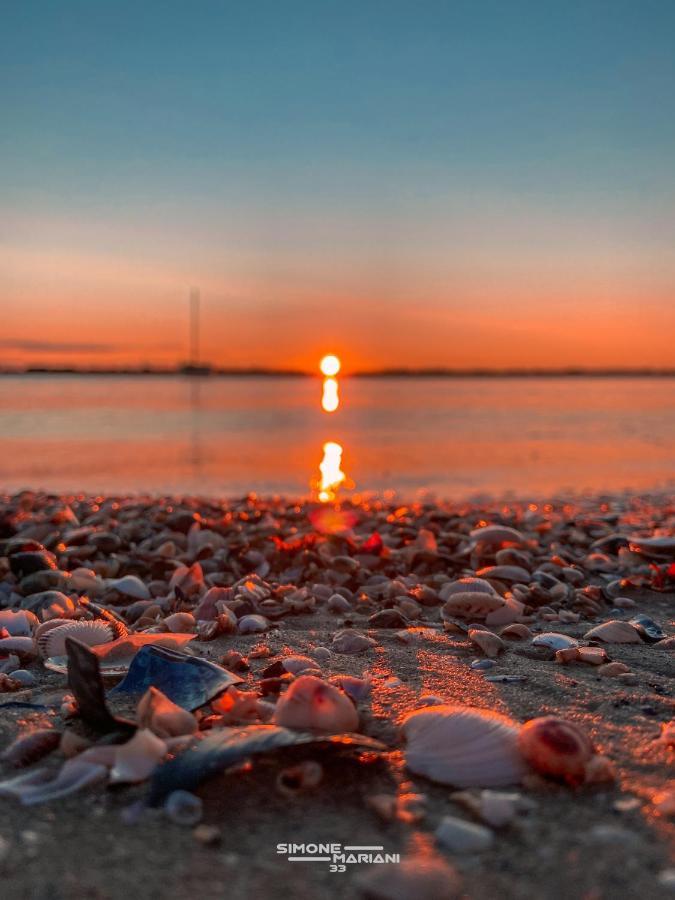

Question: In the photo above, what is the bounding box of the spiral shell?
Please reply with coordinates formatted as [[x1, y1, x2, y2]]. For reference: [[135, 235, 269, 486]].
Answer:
[[38, 620, 114, 659], [403, 705, 527, 788]]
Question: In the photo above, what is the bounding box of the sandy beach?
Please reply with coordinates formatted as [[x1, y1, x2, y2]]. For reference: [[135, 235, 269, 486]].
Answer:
[[0, 490, 672, 899]]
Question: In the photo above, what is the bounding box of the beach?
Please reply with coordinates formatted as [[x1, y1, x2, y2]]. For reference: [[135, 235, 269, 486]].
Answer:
[[0, 489, 672, 899]]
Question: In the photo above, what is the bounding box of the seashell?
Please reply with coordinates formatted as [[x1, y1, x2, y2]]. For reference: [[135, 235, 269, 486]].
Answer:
[[106, 575, 150, 600], [137, 687, 198, 738], [211, 685, 261, 723], [469, 630, 504, 658], [164, 789, 203, 826], [0, 610, 37, 637], [0, 757, 107, 805], [34, 617, 75, 642], [168, 564, 203, 597], [402, 705, 527, 788], [111, 644, 243, 710], [69, 567, 104, 593], [281, 655, 318, 675], [451, 788, 528, 828], [327, 593, 352, 612], [627, 535, 675, 559], [584, 621, 642, 644], [276, 760, 323, 796], [500, 624, 532, 641], [435, 814, 494, 852], [237, 614, 269, 634], [331, 629, 376, 654], [439, 578, 498, 601], [0, 637, 37, 660], [37, 620, 114, 659], [656, 636, 675, 652], [442, 593, 505, 621], [109, 728, 167, 784], [1, 729, 61, 767], [517, 716, 594, 785], [9, 669, 36, 687], [331, 674, 372, 702], [628, 614, 664, 643], [597, 662, 631, 677], [532, 632, 578, 651], [470, 525, 526, 546], [273, 675, 358, 732], [164, 612, 196, 634], [476, 565, 532, 584], [484, 595, 524, 626]]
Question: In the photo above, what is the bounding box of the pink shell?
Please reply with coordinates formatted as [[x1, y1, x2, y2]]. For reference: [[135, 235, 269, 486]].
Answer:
[[517, 716, 594, 785]]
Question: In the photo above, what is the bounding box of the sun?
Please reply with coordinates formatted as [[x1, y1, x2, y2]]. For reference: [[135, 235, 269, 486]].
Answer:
[[319, 354, 341, 377]]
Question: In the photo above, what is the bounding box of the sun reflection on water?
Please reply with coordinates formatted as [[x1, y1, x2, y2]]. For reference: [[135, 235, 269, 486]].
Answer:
[[318, 441, 346, 501]]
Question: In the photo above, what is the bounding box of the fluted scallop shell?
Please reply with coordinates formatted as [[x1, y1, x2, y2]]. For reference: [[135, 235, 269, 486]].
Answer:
[[403, 705, 527, 788], [442, 593, 505, 620], [583, 621, 642, 644], [38, 620, 114, 659]]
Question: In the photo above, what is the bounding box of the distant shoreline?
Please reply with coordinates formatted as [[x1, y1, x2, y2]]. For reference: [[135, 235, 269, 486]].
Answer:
[[1, 367, 675, 378]]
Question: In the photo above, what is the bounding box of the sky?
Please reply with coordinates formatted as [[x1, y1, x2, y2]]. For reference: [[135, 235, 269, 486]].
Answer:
[[2, 0, 675, 371]]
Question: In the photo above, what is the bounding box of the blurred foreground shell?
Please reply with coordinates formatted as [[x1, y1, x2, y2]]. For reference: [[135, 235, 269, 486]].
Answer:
[[272, 675, 358, 732], [402, 705, 527, 788]]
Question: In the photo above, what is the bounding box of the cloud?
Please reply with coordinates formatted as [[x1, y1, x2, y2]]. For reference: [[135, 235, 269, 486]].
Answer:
[[0, 339, 180, 353]]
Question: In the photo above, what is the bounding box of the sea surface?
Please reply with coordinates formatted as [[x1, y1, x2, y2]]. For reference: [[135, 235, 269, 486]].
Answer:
[[1, 375, 674, 500]]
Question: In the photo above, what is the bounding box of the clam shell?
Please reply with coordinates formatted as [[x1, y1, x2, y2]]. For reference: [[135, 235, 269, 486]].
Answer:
[[38, 621, 114, 659], [439, 578, 498, 600], [470, 525, 526, 546], [106, 575, 150, 600], [517, 716, 594, 785], [331, 630, 376, 653], [532, 632, 578, 650], [0, 610, 37, 637], [584, 621, 642, 644], [272, 675, 358, 732], [469, 629, 504, 658], [442, 593, 505, 620], [403, 705, 527, 788]]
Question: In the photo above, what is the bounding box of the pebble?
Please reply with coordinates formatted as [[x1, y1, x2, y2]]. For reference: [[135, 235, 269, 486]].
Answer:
[[435, 815, 494, 852]]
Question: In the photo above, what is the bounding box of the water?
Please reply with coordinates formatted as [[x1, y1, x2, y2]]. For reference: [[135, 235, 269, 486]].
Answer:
[[1, 374, 674, 499]]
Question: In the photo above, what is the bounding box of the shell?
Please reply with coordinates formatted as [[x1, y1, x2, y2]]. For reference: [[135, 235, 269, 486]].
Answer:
[[281, 655, 318, 674], [500, 624, 532, 641], [485, 595, 524, 626], [237, 614, 269, 634], [532, 632, 578, 650], [106, 575, 150, 600], [136, 687, 198, 738], [109, 728, 167, 784], [470, 525, 526, 546], [584, 621, 642, 644], [1, 729, 61, 767], [469, 629, 504, 658], [0, 757, 107, 805], [442, 593, 505, 620], [163, 612, 196, 634], [37, 620, 114, 659], [402, 705, 527, 788], [517, 716, 594, 785], [439, 578, 498, 600], [476, 565, 532, 584], [0, 610, 38, 637], [0, 636, 37, 659], [272, 675, 359, 732], [331, 630, 376, 653]]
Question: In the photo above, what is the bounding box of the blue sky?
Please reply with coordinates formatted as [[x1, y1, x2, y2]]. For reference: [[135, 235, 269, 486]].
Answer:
[[2, 1, 675, 369]]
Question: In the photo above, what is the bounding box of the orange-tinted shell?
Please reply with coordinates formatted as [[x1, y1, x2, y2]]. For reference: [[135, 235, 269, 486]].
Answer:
[[518, 716, 594, 785]]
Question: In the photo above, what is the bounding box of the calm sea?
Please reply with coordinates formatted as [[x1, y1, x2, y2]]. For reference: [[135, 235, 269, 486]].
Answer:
[[0, 375, 674, 499]]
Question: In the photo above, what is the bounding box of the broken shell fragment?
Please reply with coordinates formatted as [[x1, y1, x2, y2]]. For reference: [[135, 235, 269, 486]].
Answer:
[[469, 629, 504, 658], [110, 728, 168, 784], [137, 687, 198, 738], [403, 705, 527, 788]]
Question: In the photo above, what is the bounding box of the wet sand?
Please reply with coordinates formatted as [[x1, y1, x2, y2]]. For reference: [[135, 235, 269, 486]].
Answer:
[[0, 491, 673, 899]]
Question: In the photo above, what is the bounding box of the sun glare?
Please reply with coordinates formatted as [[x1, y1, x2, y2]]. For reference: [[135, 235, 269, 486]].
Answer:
[[318, 441, 346, 502], [321, 376, 339, 412], [319, 354, 341, 377]]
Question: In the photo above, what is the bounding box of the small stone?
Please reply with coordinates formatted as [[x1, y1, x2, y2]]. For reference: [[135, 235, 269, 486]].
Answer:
[[193, 824, 221, 846], [471, 658, 495, 670], [435, 815, 494, 852]]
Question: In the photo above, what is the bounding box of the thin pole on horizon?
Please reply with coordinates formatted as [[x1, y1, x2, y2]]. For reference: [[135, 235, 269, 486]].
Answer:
[[189, 288, 200, 365]]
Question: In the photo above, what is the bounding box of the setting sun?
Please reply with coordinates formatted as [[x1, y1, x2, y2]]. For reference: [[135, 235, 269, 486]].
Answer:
[[319, 354, 341, 377]]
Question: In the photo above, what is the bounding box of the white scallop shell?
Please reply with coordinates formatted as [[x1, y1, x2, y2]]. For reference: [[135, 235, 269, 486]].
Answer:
[[38, 621, 114, 659], [583, 621, 643, 644], [403, 705, 527, 788]]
